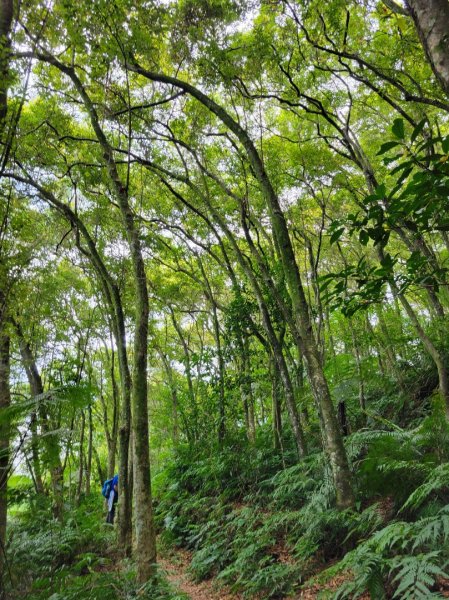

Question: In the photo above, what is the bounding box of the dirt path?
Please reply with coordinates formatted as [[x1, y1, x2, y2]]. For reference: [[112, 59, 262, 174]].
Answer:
[[159, 549, 242, 600], [159, 549, 373, 599]]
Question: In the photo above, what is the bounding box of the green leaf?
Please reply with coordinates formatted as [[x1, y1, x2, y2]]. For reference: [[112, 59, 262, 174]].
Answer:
[[396, 166, 413, 186], [442, 135, 449, 153], [359, 230, 369, 246], [330, 227, 345, 244], [390, 160, 413, 176], [377, 141, 400, 155], [375, 183, 387, 199], [411, 118, 426, 143], [392, 118, 405, 139]]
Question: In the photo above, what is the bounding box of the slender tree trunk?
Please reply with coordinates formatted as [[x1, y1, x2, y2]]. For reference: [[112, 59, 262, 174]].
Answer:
[[29, 411, 44, 494], [181, 193, 308, 456], [93, 446, 105, 487], [393, 284, 449, 416], [158, 350, 180, 446], [338, 401, 349, 436], [12, 172, 134, 549], [170, 310, 198, 441], [210, 301, 226, 444], [241, 333, 255, 443], [261, 309, 307, 457], [76, 411, 85, 505], [223, 218, 307, 454], [348, 320, 367, 416], [395, 228, 445, 318], [305, 237, 325, 358], [285, 344, 309, 428], [0, 331, 10, 596], [13, 323, 43, 493], [85, 405, 92, 496], [271, 356, 283, 451], [364, 314, 387, 377], [101, 348, 119, 479], [377, 307, 410, 394], [14, 322, 64, 518]]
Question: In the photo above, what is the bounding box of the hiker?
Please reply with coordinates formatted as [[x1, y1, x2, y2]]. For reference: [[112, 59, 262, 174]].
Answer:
[[105, 474, 118, 524]]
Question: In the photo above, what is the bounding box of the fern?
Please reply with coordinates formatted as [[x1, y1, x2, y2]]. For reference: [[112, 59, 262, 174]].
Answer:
[[401, 463, 449, 513], [333, 549, 386, 599], [411, 505, 449, 550], [329, 507, 449, 599], [390, 552, 447, 599]]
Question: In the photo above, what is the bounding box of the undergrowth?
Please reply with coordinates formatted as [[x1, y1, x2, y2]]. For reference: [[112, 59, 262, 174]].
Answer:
[[155, 399, 449, 598], [5, 494, 186, 600]]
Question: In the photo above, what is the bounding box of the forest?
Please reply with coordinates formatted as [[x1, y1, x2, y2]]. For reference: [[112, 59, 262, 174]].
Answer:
[[1, 0, 449, 598]]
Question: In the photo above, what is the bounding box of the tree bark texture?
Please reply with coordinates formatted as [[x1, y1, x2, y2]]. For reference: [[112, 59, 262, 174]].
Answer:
[[406, 0, 449, 96]]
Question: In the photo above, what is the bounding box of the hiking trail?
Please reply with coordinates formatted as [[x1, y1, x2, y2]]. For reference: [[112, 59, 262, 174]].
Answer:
[[159, 549, 242, 600]]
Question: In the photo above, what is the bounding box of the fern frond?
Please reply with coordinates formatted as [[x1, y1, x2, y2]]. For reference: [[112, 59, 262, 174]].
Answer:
[[401, 463, 449, 513], [390, 552, 447, 599]]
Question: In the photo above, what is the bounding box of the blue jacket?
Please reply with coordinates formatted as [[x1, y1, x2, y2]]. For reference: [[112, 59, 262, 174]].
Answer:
[[110, 474, 118, 502]]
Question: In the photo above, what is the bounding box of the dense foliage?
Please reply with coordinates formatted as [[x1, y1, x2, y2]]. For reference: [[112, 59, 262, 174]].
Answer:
[[1, 0, 449, 597]]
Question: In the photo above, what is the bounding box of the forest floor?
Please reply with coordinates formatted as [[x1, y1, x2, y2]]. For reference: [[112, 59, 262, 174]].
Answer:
[[159, 548, 242, 600], [158, 548, 371, 600]]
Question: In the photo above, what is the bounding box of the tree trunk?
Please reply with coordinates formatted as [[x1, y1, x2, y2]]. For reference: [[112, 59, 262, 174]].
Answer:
[[93, 446, 105, 487], [364, 314, 387, 377], [158, 350, 180, 446], [338, 401, 349, 436], [29, 411, 44, 494], [211, 301, 226, 445], [255, 294, 307, 457], [348, 320, 367, 416], [0, 331, 10, 596], [13, 322, 44, 493], [394, 284, 449, 416], [14, 321, 64, 518], [406, 0, 449, 96], [170, 310, 198, 441], [271, 356, 283, 451], [100, 348, 120, 480], [85, 405, 93, 496], [395, 227, 445, 318], [241, 333, 255, 443], [76, 410, 85, 505], [178, 188, 308, 456], [377, 308, 409, 391]]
